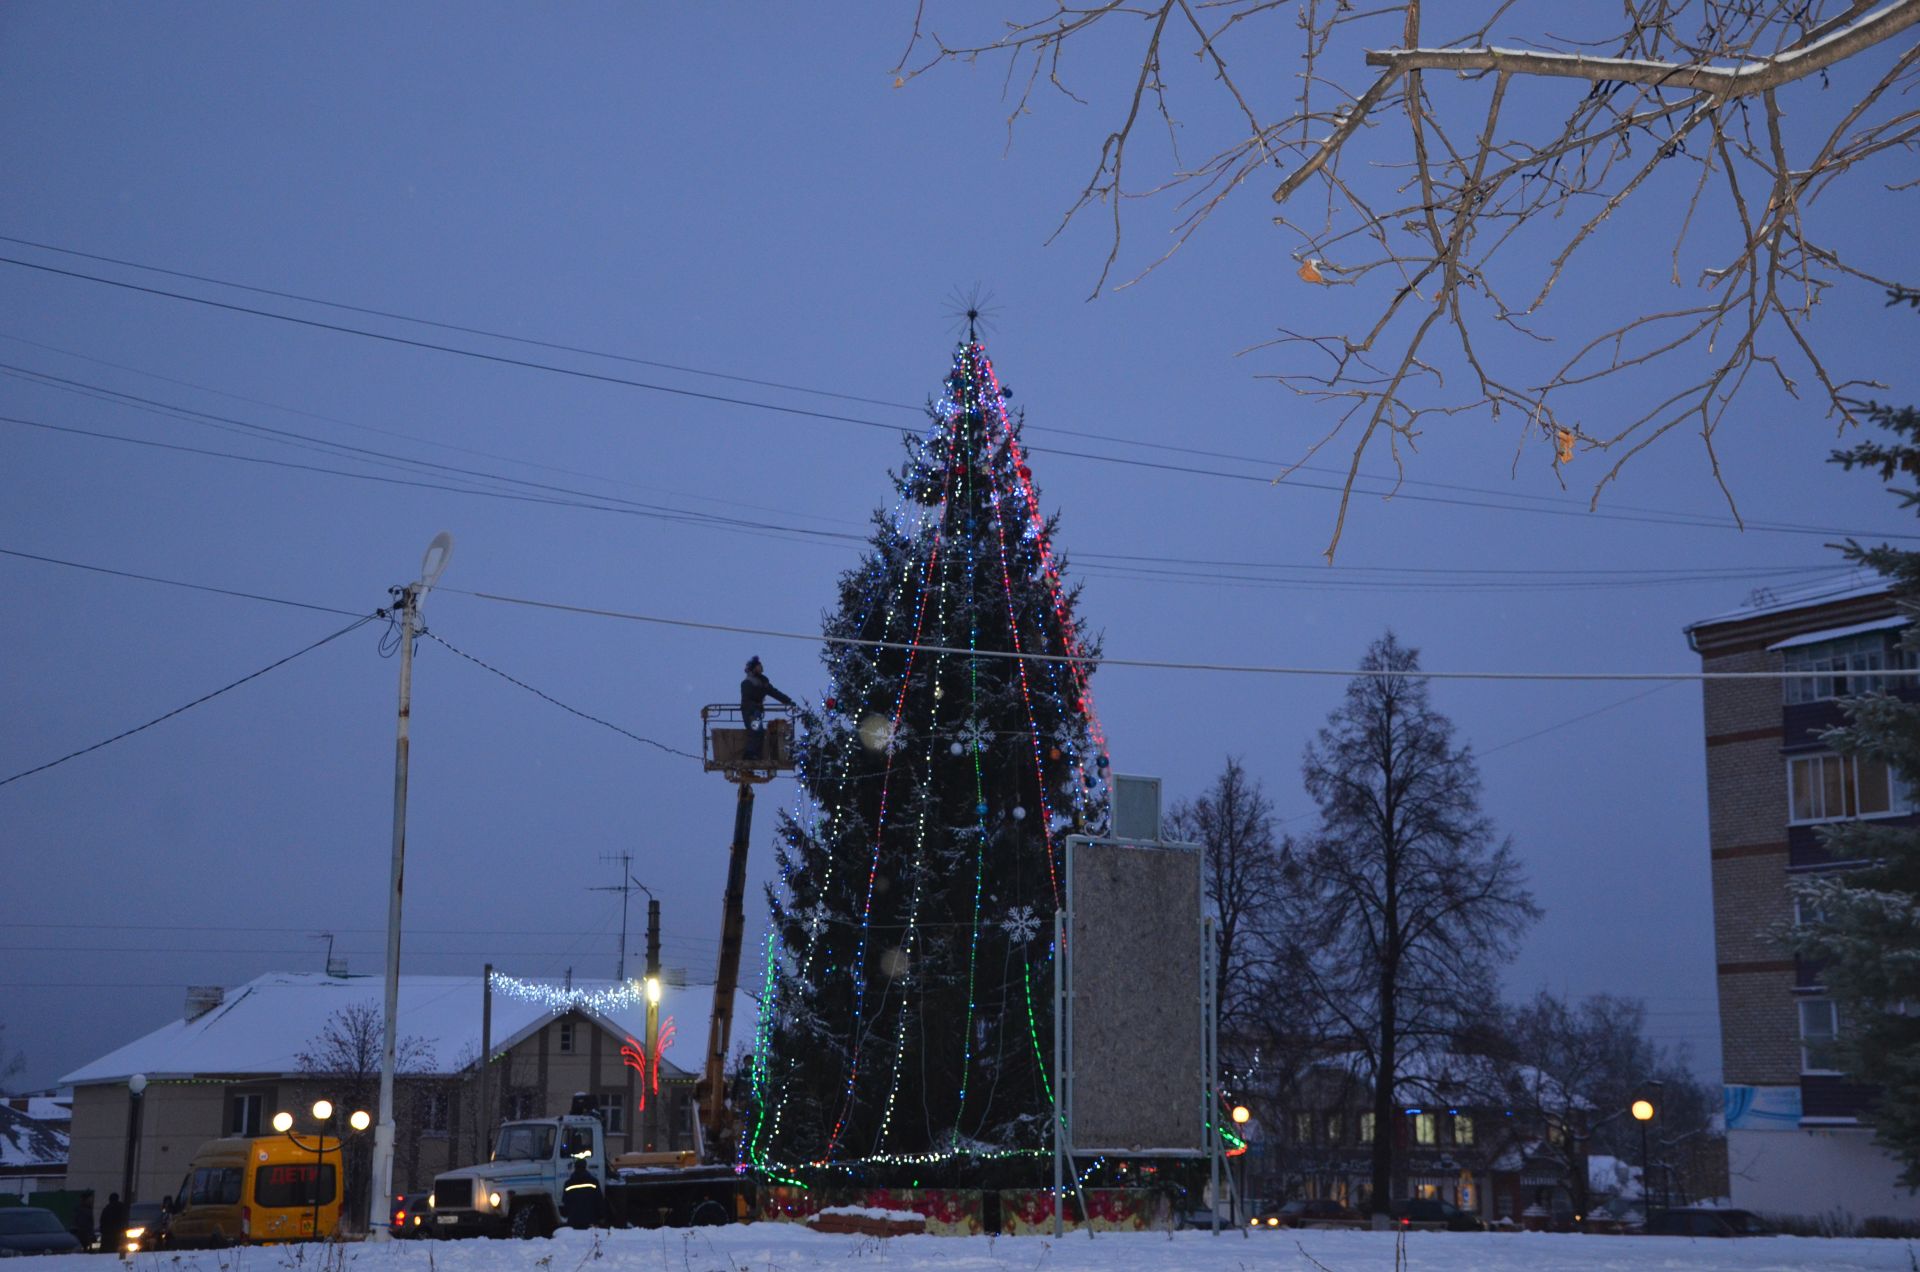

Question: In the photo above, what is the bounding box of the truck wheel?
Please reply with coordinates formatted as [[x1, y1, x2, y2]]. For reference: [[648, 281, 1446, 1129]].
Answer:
[[689, 1201, 729, 1228], [511, 1205, 550, 1240]]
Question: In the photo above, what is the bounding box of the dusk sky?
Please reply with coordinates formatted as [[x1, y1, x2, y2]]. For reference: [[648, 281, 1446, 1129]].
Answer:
[[3, 4, 1914, 1096]]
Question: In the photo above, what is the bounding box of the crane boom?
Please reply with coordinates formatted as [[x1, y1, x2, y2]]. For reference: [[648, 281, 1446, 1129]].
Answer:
[[697, 780, 756, 1151]]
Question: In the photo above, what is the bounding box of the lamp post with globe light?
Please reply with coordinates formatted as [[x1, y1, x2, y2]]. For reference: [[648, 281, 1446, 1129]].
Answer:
[[273, 1101, 371, 1240], [1631, 1098, 1656, 1225], [120, 1074, 147, 1206], [1230, 1105, 1251, 1225]]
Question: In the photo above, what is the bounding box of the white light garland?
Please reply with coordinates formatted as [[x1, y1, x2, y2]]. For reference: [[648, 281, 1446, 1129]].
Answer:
[[488, 971, 647, 1015]]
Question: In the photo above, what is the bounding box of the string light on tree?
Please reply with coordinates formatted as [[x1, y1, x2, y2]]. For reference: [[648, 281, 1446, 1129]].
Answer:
[[744, 333, 1111, 1177]]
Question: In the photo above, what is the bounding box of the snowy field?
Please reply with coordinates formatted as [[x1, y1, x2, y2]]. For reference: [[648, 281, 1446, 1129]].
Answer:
[[41, 1226, 1920, 1272]]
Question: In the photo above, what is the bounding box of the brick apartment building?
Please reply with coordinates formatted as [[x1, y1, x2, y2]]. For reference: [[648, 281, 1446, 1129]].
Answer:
[[1686, 574, 1920, 1223]]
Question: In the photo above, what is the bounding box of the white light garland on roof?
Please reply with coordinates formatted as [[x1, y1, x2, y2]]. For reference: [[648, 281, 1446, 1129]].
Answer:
[[487, 971, 646, 1015]]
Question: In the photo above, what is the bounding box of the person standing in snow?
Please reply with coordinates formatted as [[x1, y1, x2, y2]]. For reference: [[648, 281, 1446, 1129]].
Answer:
[[561, 1158, 602, 1229], [740, 656, 792, 762], [97, 1193, 126, 1253]]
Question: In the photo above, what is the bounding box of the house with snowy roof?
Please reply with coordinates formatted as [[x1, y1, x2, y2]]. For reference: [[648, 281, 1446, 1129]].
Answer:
[[0, 1100, 69, 1198], [59, 972, 692, 1207], [1250, 1048, 1597, 1226]]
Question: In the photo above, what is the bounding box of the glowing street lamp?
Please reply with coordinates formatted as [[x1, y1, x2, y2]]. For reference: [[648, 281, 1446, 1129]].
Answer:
[[276, 1100, 372, 1241], [1631, 1097, 1656, 1223], [1231, 1105, 1251, 1125]]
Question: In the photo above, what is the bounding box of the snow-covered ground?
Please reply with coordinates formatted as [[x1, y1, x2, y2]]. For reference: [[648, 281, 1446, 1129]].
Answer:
[[40, 1226, 1920, 1272]]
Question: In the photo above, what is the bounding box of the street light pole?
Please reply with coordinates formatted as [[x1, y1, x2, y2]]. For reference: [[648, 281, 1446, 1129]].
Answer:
[[120, 1074, 147, 1205], [370, 533, 450, 1241]]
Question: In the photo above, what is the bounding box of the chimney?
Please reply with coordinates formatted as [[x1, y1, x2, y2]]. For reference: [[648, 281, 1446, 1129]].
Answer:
[[184, 986, 225, 1021]]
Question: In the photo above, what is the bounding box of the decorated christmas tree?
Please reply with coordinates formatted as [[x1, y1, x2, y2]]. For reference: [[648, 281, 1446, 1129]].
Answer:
[[743, 336, 1111, 1177]]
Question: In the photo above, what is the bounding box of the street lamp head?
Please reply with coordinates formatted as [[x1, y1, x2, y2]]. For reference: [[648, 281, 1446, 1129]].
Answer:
[[272, 1111, 294, 1134], [645, 976, 662, 1005], [312, 1099, 334, 1122], [349, 1110, 371, 1132], [1231, 1105, 1251, 1125], [1631, 1098, 1655, 1122], [128, 1074, 148, 1097]]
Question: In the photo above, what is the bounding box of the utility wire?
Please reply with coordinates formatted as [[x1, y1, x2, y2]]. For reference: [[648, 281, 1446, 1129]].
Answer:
[[0, 546, 362, 616], [449, 585, 1920, 683], [7, 413, 1850, 599], [0, 413, 1898, 591], [0, 234, 1876, 531], [0, 232, 915, 413], [3, 249, 1911, 541], [0, 614, 377, 789], [421, 629, 699, 761]]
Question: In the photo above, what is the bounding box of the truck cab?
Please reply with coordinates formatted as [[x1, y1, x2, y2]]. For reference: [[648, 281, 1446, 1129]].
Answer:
[[429, 1106, 606, 1239]]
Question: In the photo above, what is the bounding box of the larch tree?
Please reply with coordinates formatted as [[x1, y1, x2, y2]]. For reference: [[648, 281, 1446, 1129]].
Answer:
[[1281, 632, 1539, 1219], [1166, 756, 1284, 1083], [897, 2, 1920, 556]]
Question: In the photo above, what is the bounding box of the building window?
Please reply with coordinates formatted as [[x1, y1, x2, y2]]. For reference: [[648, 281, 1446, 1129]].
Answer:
[[1787, 753, 1907, 824], [559, 1021, 575, 1054], [418, 1090, 450, 1135], [1784, 633, 1907, 704], [1800, 999, 1842, 1073], [1359, 1113, 1375, 1143], [1453, 1114, 1475, 1146], [1294, 1112, 1315, 1145], [1414, 1112, 1437, 1145], [506, 1088, 539, 1120], [1325, 1113, 1343, 1145], [593, 1092, 625, 1134], [227, 1092, 264, 1137]]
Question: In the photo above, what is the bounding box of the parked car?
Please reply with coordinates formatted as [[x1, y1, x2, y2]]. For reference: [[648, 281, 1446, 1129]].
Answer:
[[0, 1207, 83, 1256], [1645, 1207, 1772, 1237], [1267, 1198, 1366, 1229], [390, 1193, 431, 1238], [122, 1201, 170, 1253], [1389, 1198, 1485, 1231]]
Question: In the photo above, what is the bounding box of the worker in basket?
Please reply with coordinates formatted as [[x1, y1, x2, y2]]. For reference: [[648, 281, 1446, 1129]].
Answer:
[[740, 656, 792, 762]]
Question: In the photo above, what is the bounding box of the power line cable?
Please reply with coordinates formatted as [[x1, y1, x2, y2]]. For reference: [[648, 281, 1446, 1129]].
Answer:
[[420, 629, 699, 761], [0, 614, 377, 789], [0, 233, 1870, 530], [448, 586, 1920, 682], [0, 546, 363, 617], [0, 327, 864, 531], [0, 412, 1889, 595], [0, 232, 918, 413], [4, 249, 1910, 541]]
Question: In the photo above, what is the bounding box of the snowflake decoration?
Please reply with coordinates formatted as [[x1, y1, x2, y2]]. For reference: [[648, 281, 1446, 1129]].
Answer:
[[956, 717, 991, 754], [884, 722, 913, 758], [800, 901, 831, 933], [1000, 905, 1042, 945]]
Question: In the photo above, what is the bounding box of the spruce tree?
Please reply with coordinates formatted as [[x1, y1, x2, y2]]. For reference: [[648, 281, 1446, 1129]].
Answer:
[[1788, 290, 1920, 1185], [742, 337, 1111, 1176]]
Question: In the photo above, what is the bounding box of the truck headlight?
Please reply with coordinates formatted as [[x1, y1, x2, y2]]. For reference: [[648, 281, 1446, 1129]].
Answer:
[[488, 1191, 502, 1209], [124, 1227, 146, 1241], [427, 1193, 435, 1209]]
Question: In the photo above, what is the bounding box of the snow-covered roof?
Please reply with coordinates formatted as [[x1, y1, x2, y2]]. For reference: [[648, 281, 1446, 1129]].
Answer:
[[0, 1102, 68, 1170], [1767, 614, 1908, 651], [60, 973, 689, 1087], [4, 1095, 71, 1124], [1686, 571, 1891, 633]]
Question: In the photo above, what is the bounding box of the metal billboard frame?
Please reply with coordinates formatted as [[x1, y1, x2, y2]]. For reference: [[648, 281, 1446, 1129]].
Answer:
[[1053, 833, 1219, 1236]]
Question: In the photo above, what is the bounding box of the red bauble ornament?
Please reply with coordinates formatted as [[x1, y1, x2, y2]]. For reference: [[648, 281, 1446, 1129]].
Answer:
[[1049, 747, 1061, 760]]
